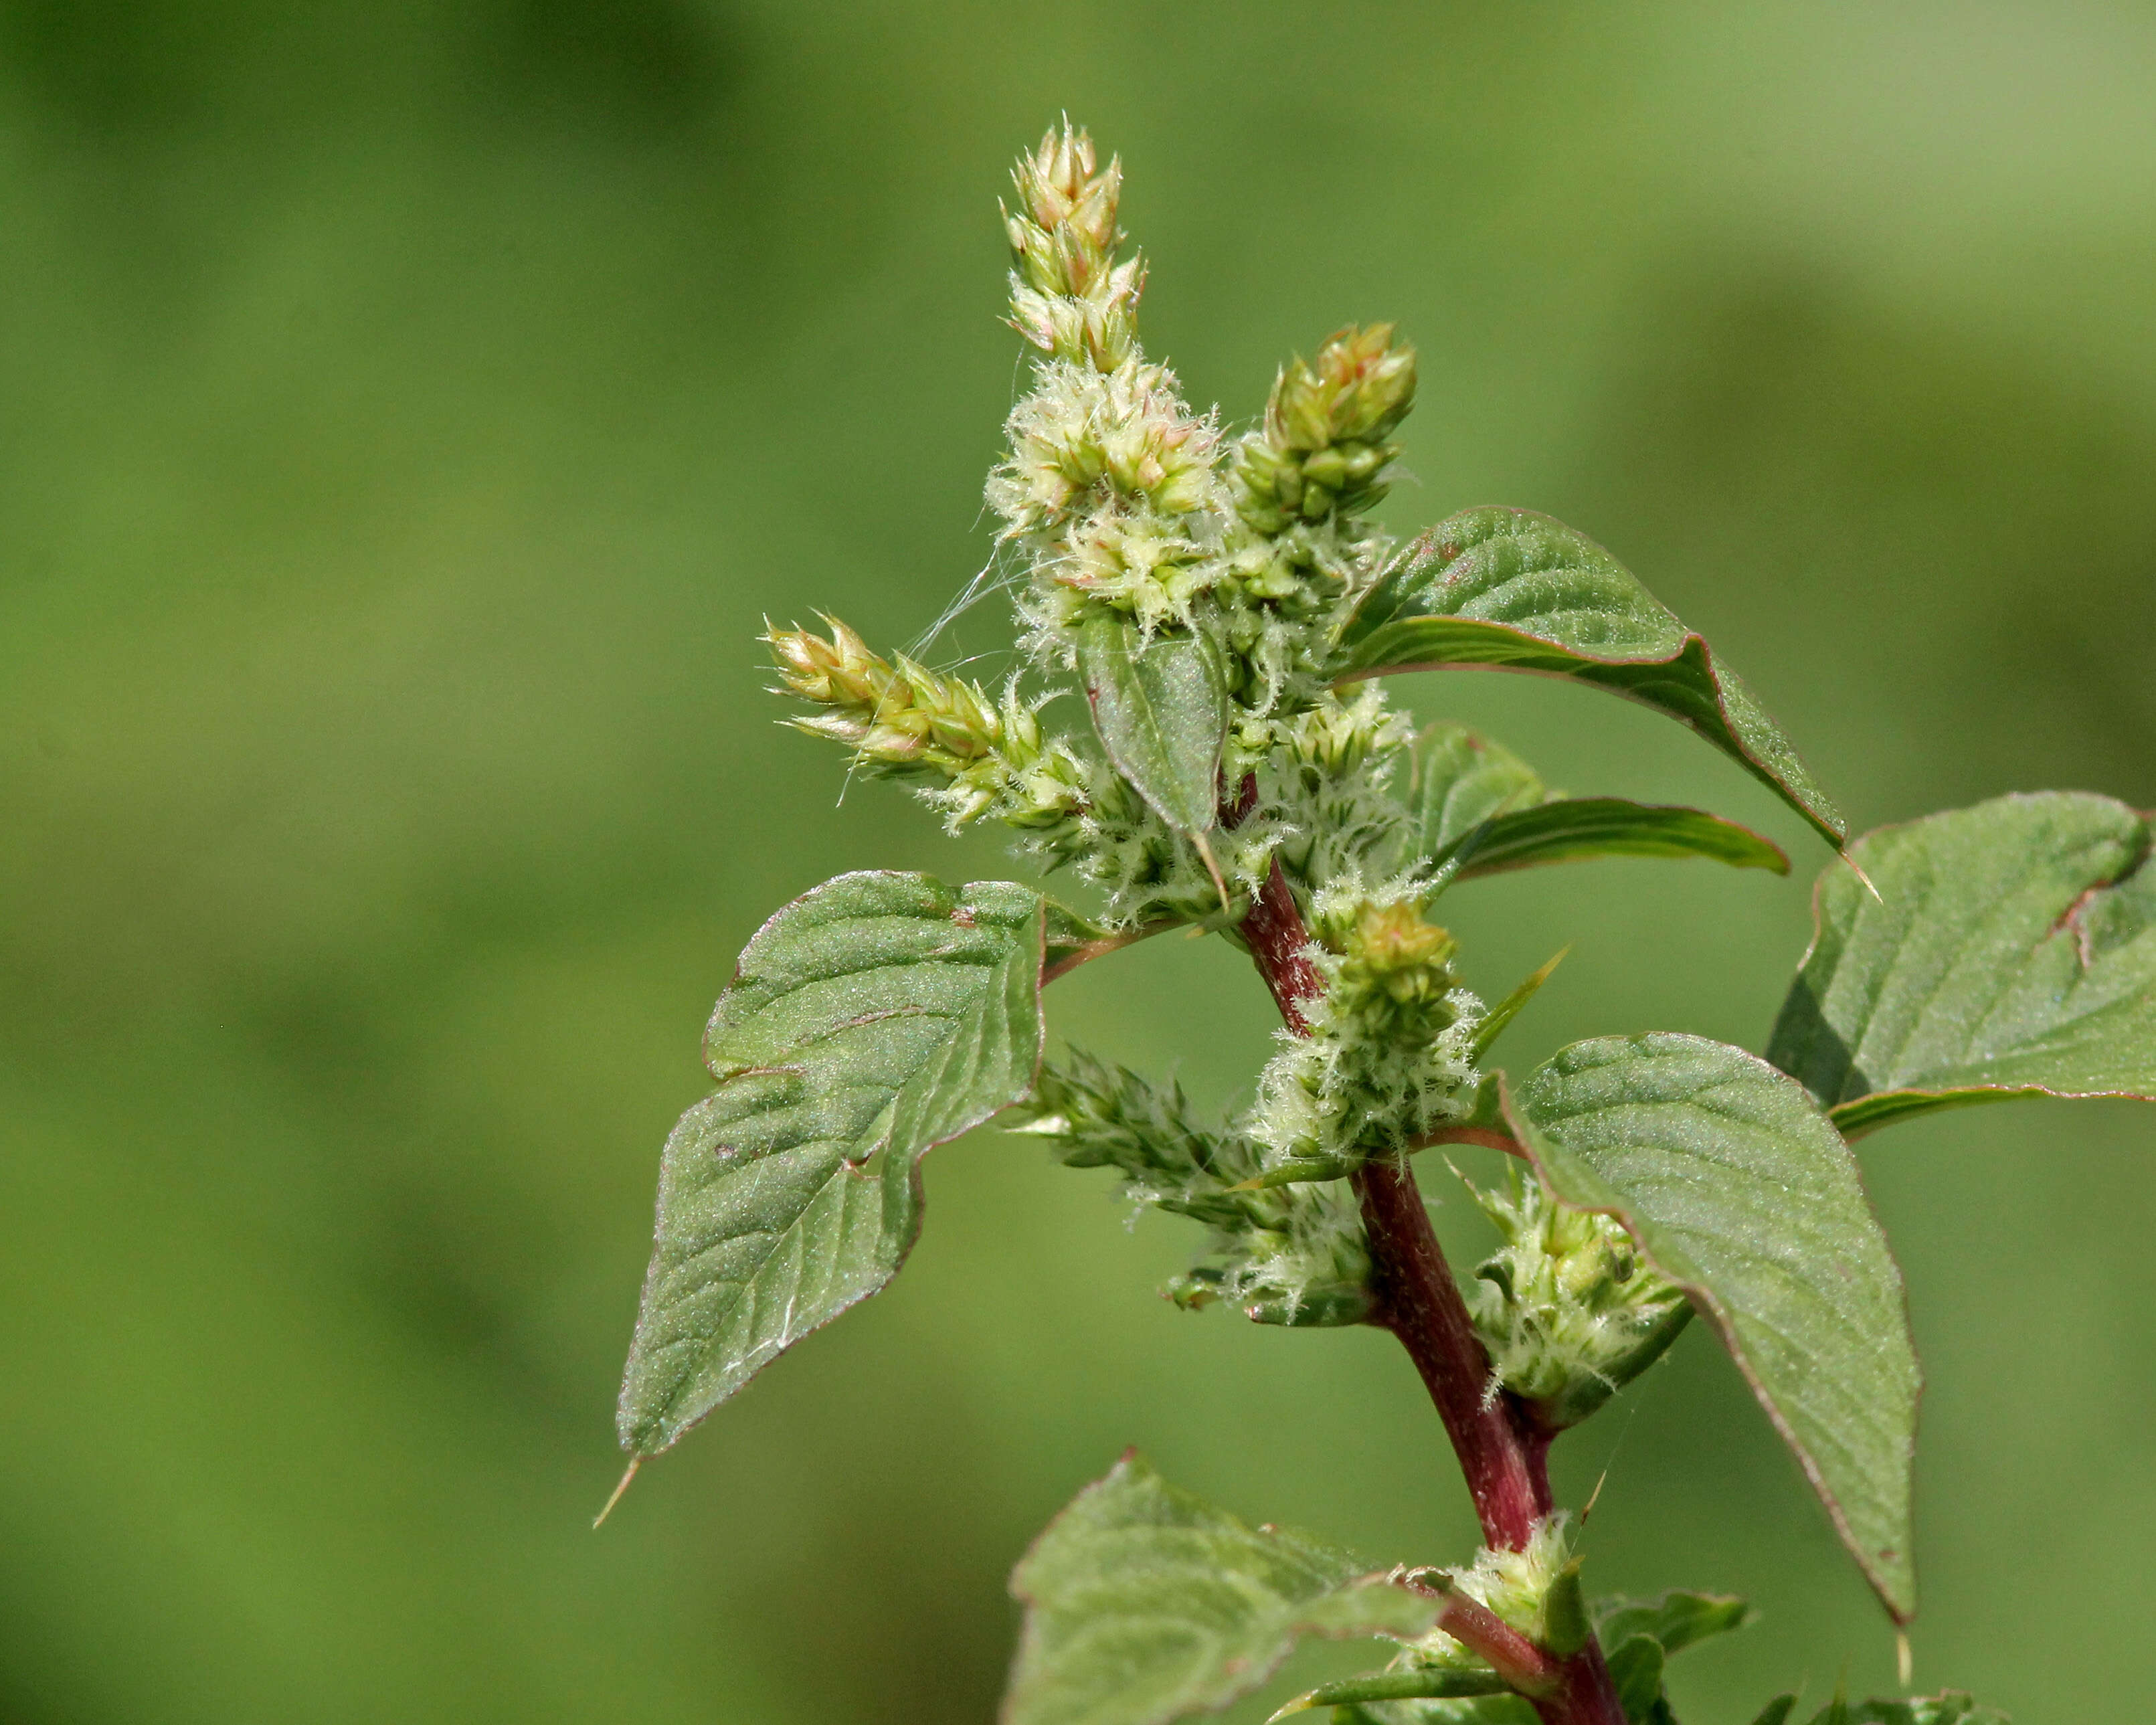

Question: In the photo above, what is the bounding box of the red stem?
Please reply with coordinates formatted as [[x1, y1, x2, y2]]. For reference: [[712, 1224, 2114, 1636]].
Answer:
[[1232, 832, 1625, 1725], [1354, 1156, 1551, 1547]]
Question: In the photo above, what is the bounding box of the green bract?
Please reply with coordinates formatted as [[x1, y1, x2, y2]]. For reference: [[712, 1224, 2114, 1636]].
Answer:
[[598, 120, 2134, 1725]]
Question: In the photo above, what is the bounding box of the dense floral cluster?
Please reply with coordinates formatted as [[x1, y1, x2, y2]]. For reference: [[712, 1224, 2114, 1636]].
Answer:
[[763, 122, 1622, 1350]]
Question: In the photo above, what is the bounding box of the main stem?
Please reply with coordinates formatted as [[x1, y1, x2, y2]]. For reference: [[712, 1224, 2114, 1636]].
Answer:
[[1235, 851, 1625, 1725]]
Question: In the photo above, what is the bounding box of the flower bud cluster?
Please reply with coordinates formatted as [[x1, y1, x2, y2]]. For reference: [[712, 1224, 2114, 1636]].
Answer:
[[1467, 1168, 1690, 1429], [1332, 899, 1465, 1047], [1257, 691, 1418, 895], [988, 123, 1229, 648], [994, 361, 1220, 531], [990, 359, 1225, 639], [1012, 1049, 1374, 1327], [765, 618, 1087, 830], [1251, 893, 1484, 1168], [1230, 324, 1416, 531], [1003, 122, 1144, 372]]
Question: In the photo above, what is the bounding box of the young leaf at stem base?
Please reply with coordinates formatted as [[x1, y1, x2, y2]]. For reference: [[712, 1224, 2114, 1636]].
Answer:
[[1767, 791, 2156, 1138], [1334, 509, 1844, 849], [1004, 1454, 1447, 1725], [616, 871, 1043, 1459], [1506, 1036, 1920, 1623]]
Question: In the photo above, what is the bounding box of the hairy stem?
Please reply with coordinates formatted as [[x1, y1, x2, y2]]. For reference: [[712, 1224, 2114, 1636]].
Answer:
[[1233, 837, 1626, 1725]]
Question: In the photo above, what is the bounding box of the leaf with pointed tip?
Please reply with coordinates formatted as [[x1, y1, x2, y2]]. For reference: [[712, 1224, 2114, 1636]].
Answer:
[[1467, 950, 1568, 1065], [1408, 720, 1784, 883], [1004, 1453, 1443, 1725], [1451, 799, 1788, 880], [1509, 1035, 1919, 1623], [1335, 509, 1844, 847], [616, 871, 1043, 1457], [1079, 616, 1230, 838], [1767, 792, 2156, 1138]]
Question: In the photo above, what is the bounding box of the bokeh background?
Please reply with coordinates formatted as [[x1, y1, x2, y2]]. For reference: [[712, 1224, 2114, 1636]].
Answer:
[[3, 3, 2153, 1720]]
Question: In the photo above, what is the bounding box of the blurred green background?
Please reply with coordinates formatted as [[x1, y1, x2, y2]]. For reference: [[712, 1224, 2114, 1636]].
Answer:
[[3, 3, 2153, 1720]]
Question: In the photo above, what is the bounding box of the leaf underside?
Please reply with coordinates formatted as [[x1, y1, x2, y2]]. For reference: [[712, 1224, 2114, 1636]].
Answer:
[[1453, 798, 1788, 880], [1409, 721, 1787, 883], [1337, 509, 1845, 848], [1004, 1453, 1441, 1725], [616, 871, 1044, 1457], [1079, 615, 1230, 837], [1767, 791, 2156, 1137], [1511, 1035, 1920, 1622]]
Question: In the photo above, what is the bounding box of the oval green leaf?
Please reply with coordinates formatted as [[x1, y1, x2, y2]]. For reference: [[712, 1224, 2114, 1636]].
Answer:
[[1508, 1034, 1919, 1623], [1079, 615, 1230, 838], [1005, 1453, 1443, 1725], [616, 871, 1044, 1457], [1336, 509, 1844, 848], [1767, 791, 2156, 1138]]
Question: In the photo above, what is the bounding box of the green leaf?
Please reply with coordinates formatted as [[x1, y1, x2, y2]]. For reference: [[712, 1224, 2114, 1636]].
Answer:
[[1750, 1702, 1798, 1725], [1591, 1591, 1750, 1725], [1004, 1453, 1443, 1725], [1510, 1035, 1920, 1623], [1767, 791, 2156, 1138], [1409, 722, 1548, 858], [1465, 949, 1568, 1065], [1407, 719, 1783, 883], [1335, 509, 1845, 848], [616, 871, 1044, 1457], [1451, 799, 1788, 881], [1080, 615, 1230, 838], [1593, 1591, 1753, 1659], [1601, 1635, 1667, 1725]]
